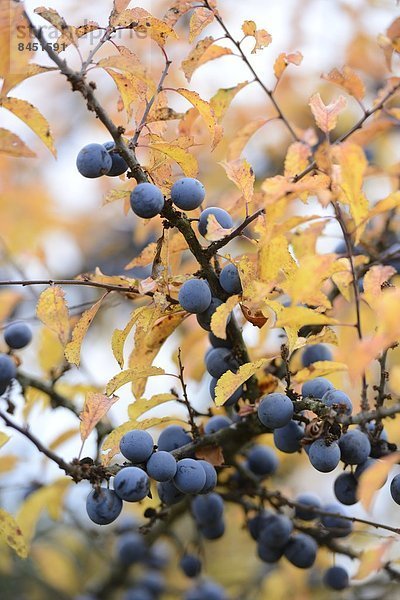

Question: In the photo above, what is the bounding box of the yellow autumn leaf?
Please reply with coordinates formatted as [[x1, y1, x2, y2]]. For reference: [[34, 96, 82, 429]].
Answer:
[[38, 327, 65, 376], [354, 540, 393, 580], [369, 191, 400, 218], [210, 295, 240, 340], [181, 36, 233, 82], [242, 20, 272, 53], [0, 455, 18, 473], [220, 159, 254, 204], [258, 234, 297, 283], [149, 141, 198, 177], [274, 305, 338, 330], [274, 51, 303, 80], [227, 119, 269, 161], [48, 428, 79, 452], [294, 361, 348, 384], [322, 66, 365, 101], [33, 543, 79, 594], [97, 51, 152, 88], [22, 387, 50, 421], [334, 142, 369, 244], [34, 7, 72, 33], [80, 393, 119, 442], [0, 127, 35, 157], [1, 97, 56, 156], [309, 93, 347, 133], [284, 142, 311, 178], [110, 0, 132, 21], [101, 417, 176, 464], [111, 8, 178, 46], [210, 82, 249, 123], [64, 292, 107, 367], [357, 453, 400, 511], [0, 290, 22, 321], [56, 22, 100, 53], [112, 307, 145, 369], [105, 69, 147, 117], [177, 88, 221, 149], [105, 366, 165, 396], [128, 393, 177, 420], [103, 188, 131, 207], [201, 213, 233, 241], [0, 431, 10, 448], [189, 7, 214, 42], [128, 308, 186, 399], [0, 509, 28, 559], [2, 64, 56, 96], [215, 358, 270, 407], [36, 286, 70, 346], [282, 253, 339, 309], [17, 479, 71, 546], [363, 265, 396, 309]]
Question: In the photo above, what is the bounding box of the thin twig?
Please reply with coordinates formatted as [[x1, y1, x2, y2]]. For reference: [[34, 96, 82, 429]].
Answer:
[[293, 79, 400, 183], [132, 51, 172, 146], [0, 409, 72, 474], [202, 0, 299, 141], [0, 277, 178, 304], [177, 348, 200, 439], [333, 203, 369, 412]]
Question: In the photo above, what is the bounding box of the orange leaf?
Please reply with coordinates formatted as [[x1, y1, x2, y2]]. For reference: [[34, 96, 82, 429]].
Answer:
[[79, 393, 119, 442], [242, 20, 272, 53], [177, 88, 221, 149], [0, 128, 35, 158], [363, 265, 396, 309], [322, 66, 365, 101], [274, 51, 303, 80], [181, 38, 233, 82], [111, 8, 178, 46], [195, 446, 225, 466], [227, 119, 269, 161], [309, 93, 347, 133], [220, 159, 254, 204], [189, 7, 214, 42], [354, 540, 394, 580]]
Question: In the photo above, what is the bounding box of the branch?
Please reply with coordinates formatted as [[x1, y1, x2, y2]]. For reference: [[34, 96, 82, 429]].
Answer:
[[264, 489, 400, 536], [23, 15, 148, 185], [0, 409, 72, 474], [132, 51, 172, 146], [340, 402, 400, 426], [293, 78, 400, 183], [333, 202, 369, 413], [177, 348, 200, 439], [17, 372, 79, 416], [0, 278, 178, 304], [202, 1, 299, 141]]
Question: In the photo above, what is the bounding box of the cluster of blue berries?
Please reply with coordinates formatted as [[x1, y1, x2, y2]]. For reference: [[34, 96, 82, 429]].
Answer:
[[86, 426, 219, 525], [248, 495, 350, 590], [76, 142, 128, 178], [0, 322, 32, 395]]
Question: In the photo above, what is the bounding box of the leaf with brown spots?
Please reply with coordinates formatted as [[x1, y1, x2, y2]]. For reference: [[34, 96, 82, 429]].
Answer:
[[0, 508, 28, 558], [36, 286, 70, 346], [80, 393, 119, 442]]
